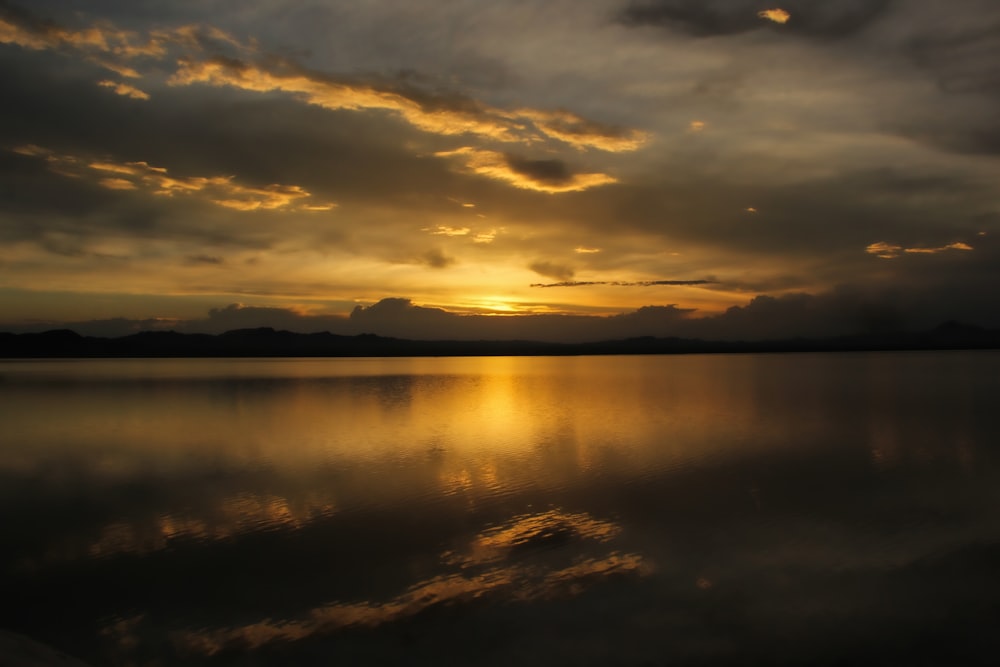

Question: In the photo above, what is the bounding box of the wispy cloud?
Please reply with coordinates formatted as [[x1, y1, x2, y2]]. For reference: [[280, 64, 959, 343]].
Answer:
[[516, 108, 648, 153], [97, 79, 150, 100], [435, 147, 617, 193], [0, 7, 252, 80], [529, 261, 575, 282], [866, 241, 973, 259], [420, 248, 455, 269], [421, 225, 501, 244], [13, 145, 336, 213], [424, 225, 471, 237], [97, 177, 137, 190], [904, 242, 973, 254], [169, 57, 525, 142], [168, 57, 648, 155], [473, 229, 499, 244], [531, 279, 713, 288]]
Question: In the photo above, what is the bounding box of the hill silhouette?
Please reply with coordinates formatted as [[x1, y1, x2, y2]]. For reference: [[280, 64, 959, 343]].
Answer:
[[2, 322, 999, 358]]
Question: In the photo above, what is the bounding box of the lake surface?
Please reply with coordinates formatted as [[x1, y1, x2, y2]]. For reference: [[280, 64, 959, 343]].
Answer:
[[2, 353, 999, 666]]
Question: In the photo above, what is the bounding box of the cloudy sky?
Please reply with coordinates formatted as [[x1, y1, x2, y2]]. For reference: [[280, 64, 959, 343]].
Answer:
[[1, 0, 998, 341]]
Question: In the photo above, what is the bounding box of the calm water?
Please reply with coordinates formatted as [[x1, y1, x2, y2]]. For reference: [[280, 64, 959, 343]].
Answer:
[[1, 353, 999, 666]]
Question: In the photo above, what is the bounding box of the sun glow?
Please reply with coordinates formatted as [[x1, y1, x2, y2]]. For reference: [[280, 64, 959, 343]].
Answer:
[[457, 297, 526, 314]]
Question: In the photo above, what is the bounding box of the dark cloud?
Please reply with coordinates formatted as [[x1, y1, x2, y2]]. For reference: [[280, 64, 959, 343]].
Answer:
[[421, 248, 455, 269], [190, 303, 346, 335], [562, 163, 994, 273], [619, 0, 892, 39], [0, 0, 62, 38], [529, 261, 575, 281], [531, 279, 713, 287], [505, 155, 573, 186], [185, 255, 224, 265], [325, 298, 704, 341], [892, 14, 1000, 157], [16, 284, 1000, 342], [0, 150, 116, 230], [347, 298, 454, 338], [906, 19, 1000, 96]]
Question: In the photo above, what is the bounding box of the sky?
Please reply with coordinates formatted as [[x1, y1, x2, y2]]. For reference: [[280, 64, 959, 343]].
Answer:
[[1, 0, 999, 341]]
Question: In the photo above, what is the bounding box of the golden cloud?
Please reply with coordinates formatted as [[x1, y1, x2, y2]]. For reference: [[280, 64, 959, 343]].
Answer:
[[149, 24, 251, 55], [474, 229, 499, 243], [5, 7, 646, 202], [14, 146, 336, 213], [518, 108, 649, 152], [0, 12, 249, 59], [98, 177, 137, 190], [0, 10, 253, 87], [424, 225, 471, 237], [866, 240, 974, 259], [0, 18, 46, 50], [97, 79, 150, 100], [435, 147, 617, 194], [208, 183, 313, 211], [904, 241, 973, 254], [90, 161, 149, 175], [0, 17, 102, 51], [4, 7, 647, 175], [91, 58, 142, 78], [0, 16, 151, 63], [11, 144, 52, 158], [758, 8, 791, 24], [168, 57, 648, 153], [169, 58, 526, 142], [865, 241, 901, 258]]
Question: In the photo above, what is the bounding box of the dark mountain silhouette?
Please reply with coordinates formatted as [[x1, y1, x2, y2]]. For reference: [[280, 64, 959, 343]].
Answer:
[[2, 322, 999, 358]]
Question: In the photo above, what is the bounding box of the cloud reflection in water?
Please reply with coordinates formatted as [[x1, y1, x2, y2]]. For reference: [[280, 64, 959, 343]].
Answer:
[[165, 510, 649, 656], [88, 492, 337, 560]]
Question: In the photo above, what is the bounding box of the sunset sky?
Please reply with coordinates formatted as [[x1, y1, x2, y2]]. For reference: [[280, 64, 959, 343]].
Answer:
[[1, 0, 998, 341]]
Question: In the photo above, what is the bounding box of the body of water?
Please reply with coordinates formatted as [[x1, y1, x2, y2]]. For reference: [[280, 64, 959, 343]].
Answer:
[[1, 353, 999, 665]]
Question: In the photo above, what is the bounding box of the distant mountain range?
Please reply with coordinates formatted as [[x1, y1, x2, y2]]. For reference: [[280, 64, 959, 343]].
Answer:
[[2, 321, 999, 357]]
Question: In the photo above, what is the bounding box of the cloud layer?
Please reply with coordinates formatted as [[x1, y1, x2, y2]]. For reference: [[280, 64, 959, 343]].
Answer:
[[1, 0, 998, 339]]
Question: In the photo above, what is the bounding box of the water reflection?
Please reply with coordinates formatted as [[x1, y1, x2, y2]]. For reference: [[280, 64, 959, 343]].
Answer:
[[862, 353, 986, 472], [2, 353, 999, 666], [88, 492, 337, 560], [1, 355, 841, 577], [165, 509, 648, 657], [445, 510, 622, 567]]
